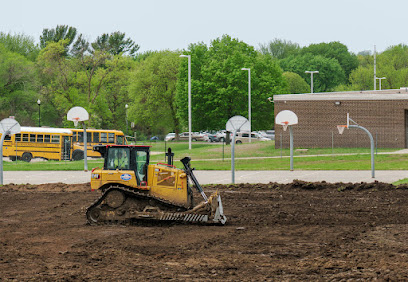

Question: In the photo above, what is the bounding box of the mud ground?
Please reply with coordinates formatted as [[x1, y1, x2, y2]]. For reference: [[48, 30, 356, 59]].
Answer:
[[1, 181, 408, 280]]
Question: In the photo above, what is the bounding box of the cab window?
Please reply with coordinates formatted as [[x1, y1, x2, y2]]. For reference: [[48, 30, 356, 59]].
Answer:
[[135, 151, 148, 182], [107, 147, 130, 170]]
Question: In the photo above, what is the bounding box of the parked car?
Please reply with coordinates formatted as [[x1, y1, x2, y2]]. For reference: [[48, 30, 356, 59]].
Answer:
[[164, 133, 176, 141], [204, 133, 219, 142], [258, 130, 275, 140], [216, 130, 228, 142], [178, 132, 206, 141], [234, 131, 271, 144], [166, 132, 206, 142]]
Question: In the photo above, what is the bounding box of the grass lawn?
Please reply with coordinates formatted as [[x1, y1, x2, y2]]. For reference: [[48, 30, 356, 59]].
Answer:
[[2, 141, 405, 171]]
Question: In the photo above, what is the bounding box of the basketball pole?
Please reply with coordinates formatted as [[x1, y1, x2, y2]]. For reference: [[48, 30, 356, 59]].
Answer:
[[289, 125, 294, 171], [349, 124, 375, 178], [83, 121, 88, 172], [338, 114, 375, 178], [0, 129, 9, 185], [231, 130, 236, 184]]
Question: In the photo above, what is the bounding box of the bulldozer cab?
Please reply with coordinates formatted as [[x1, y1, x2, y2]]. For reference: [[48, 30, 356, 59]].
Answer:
[[95, 145, 150, 185]]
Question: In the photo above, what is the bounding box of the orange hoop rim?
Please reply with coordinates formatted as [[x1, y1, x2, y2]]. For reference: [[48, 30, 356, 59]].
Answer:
[[337, 124, 347, 134]]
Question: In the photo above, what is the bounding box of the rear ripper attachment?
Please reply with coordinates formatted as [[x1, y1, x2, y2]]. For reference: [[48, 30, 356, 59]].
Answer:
[[86, 145, 226, 225]]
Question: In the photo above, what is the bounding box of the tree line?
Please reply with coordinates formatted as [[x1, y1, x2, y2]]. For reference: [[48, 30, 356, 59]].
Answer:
[[0, 26, 407, 138]]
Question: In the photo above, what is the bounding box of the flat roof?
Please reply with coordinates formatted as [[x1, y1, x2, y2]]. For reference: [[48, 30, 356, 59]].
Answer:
[[274, 88, 408, 101]]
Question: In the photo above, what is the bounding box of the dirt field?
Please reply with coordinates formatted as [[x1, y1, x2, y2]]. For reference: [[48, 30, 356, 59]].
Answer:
[[1, 181, 408, 280]]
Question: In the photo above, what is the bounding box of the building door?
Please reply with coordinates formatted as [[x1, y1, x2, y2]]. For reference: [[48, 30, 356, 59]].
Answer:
[[405, 110, 408, 148]]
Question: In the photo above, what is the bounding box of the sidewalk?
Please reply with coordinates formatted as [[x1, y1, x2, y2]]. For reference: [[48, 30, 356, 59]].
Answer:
[[2, 170, 407, 185]]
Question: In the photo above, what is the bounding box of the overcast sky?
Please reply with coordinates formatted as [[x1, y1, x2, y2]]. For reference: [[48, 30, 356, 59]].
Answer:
[[0, 0, 406, 54]]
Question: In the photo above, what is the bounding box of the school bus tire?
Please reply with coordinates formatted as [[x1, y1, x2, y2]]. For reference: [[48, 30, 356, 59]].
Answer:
[[72, 150, 84, 161], [21, 152, 32, 162], [9, 156, 17, 161]]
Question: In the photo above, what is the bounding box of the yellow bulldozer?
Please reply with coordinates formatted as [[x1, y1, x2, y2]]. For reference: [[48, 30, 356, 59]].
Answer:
[[86, 145, 226, 225]]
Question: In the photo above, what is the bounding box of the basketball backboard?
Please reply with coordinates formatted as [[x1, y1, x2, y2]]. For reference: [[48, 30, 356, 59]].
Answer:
[[0, 118, 21, 135], [275, 110, 298, 126], [67, 107, 89, 126], [226, 115, 250, 132]]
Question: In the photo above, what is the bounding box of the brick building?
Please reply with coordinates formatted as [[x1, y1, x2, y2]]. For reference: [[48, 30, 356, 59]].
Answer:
[[273, 89, 408, 148]]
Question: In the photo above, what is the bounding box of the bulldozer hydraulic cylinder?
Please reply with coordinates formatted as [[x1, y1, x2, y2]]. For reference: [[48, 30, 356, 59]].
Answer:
[[180, 157, 208, 202]]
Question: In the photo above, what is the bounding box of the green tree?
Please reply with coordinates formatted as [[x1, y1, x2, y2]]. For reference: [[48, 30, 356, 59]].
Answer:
[[37, 40, 133, 129], [300, 41, 359, 81], [40, 25, 78, 49], [0, 44, 39, 124], [279, 54, 345, 92], [93, 55, 134, 130], [376, 44, 408, 89], [36, 40, 78, 125], [259, 38, 300, 59], [282, 72, 310, 94], [92, 31, 140, 56], [348, 66, 373, 90], [128, 51, 181, 136], [177, 35, 287, 131], [348, 44, 408, 91], [0, 32, 40, 61]]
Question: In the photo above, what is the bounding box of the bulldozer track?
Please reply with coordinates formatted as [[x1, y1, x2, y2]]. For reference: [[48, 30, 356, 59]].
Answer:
[[86, 185, 196, 225]]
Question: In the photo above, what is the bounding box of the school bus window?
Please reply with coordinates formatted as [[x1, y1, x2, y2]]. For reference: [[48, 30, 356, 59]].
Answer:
[[4, 135, 11, 141], [23, 134, 29, 142], [15, 134, 21, 142], [101, 133, 107, 143], [30, 134, 36, 142], [44, 135, 51, 143], [37, 135, 43, 142], [108, 133, 114, 143], [73, 131, 77, 142], [93, 132, 99, 143], [77, 132, 83, 143], [87, 132, 92, 142], [52, 135, 60, 143]]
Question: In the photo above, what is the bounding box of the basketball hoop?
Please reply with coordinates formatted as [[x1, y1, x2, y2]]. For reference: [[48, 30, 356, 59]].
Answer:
[[72, 117, 80, 127], [282, 121, 289, 131], [337, 125, 347, 135]]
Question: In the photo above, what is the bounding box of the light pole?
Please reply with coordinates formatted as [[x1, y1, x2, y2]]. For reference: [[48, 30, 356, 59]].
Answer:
[[125, 104, 129, 134], [377, 77, 386, 90], [180, 54, 192, 150], [305, 71, 319, 93], [241, 68, 251, 142], [37, 99, 41, 127]]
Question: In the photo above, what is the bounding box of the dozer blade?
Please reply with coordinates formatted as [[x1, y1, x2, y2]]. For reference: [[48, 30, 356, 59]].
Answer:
[[185, 192, 227, 224], [162, 192, 227, 225]]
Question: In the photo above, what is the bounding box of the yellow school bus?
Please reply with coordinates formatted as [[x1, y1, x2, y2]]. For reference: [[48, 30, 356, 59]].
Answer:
[[70, 129, 127, 160], [2, 127, 73, 162]]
